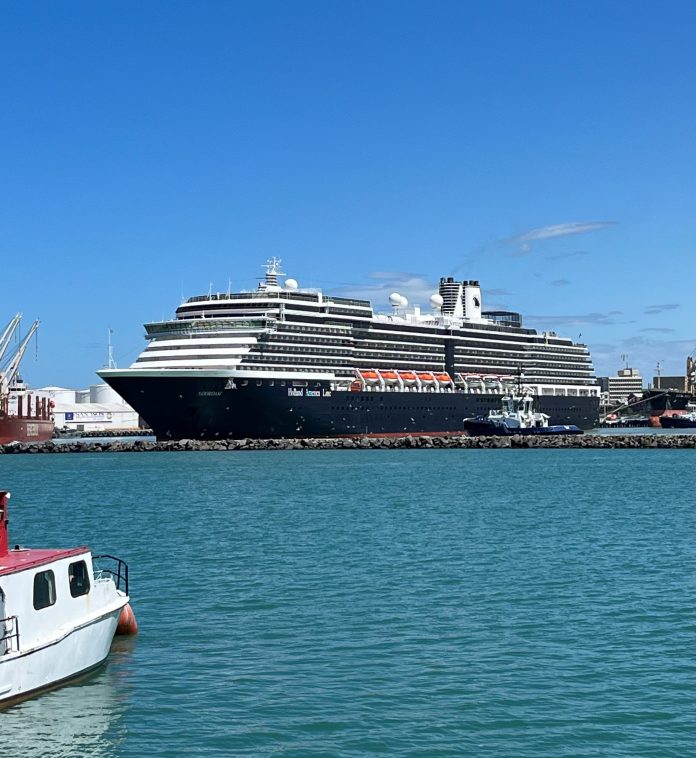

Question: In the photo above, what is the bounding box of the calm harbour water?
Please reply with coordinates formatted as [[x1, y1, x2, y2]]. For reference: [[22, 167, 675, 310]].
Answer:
[[2, 449, 696, 757]]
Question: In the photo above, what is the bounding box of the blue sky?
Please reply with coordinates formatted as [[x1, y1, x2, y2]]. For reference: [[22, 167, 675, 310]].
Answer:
[[3, 1, 696, 387]]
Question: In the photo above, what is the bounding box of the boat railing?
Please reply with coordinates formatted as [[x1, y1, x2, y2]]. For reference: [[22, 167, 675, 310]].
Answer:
[[0, 615, 19, 654], [93, 555, 129, 595]]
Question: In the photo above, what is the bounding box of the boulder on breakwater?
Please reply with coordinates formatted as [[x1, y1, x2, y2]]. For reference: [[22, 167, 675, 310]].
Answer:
[[1, 434, 695, 454]]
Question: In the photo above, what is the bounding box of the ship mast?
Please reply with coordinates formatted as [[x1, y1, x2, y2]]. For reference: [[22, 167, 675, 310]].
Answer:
[[260, 257, 284, 289]]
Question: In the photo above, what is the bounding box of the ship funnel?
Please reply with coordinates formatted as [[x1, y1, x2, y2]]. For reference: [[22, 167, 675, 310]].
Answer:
[[463, 281, 483, 321], [438, 278, 464, 317]]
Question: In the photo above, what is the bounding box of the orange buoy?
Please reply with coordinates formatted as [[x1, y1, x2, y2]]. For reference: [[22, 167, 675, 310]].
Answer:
[[116, 603, 138, 635]]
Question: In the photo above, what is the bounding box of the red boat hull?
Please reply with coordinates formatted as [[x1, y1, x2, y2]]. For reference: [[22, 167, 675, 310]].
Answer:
[[0, 415, 54, 444]]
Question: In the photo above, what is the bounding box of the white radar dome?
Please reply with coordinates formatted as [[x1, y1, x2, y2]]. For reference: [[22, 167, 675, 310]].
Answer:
[[399, 295, 408, 307], [285, 278, 298, 290], [430, 293, 444, 309], [389, 292, 403, 307]]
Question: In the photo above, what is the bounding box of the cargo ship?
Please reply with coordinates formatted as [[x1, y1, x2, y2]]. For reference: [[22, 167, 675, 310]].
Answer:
[[0, 315, 54, 444], [99, 259, 601, 439]]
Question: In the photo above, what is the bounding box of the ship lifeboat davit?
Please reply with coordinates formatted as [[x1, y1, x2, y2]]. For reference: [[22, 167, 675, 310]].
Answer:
[[116, 603, 138, 636], [359, 370, 380, 383]]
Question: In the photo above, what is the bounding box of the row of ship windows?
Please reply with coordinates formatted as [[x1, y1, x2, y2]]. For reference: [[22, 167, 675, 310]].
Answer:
[[270, 332, 587, 355], [31, 560, 91, 611], [140, 341, 591, 370], [144, 345, 252, 353], [163, 314, 585, 353], [241, 365, 595, 386], [228, 374, 597, 392], [135, 354, 593, 380], [261, 346, 591, 365], [151, 325, 587, 356]]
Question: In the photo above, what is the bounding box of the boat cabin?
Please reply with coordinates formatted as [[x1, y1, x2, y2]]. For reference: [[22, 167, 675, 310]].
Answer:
[[0, 491, 132, 705]]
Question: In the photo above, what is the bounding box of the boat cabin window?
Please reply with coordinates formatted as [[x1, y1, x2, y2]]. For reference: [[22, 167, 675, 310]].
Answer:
[[69, 560, 91, 598], [33, 570, 56, 610]]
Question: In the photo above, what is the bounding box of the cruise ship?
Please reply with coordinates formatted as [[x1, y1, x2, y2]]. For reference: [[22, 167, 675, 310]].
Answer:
[[99, 259, 600, 439]]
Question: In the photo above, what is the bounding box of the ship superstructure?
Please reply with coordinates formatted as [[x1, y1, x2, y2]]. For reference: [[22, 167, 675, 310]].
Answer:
[[0, 315, 54, 444], [99, 259, 600, 439]]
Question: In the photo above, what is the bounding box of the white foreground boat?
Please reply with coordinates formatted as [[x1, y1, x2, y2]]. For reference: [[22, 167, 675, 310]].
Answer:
[[0, 490, 135, 707]]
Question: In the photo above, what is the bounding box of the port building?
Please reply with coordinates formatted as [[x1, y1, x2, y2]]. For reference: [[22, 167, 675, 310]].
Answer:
[[598, 368, 644, 405], [37, 384, 140, 432]]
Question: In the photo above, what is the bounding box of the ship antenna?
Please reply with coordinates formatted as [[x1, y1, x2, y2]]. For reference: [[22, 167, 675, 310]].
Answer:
[[107, 328, 117, 369], [263, 257, 284, 287]]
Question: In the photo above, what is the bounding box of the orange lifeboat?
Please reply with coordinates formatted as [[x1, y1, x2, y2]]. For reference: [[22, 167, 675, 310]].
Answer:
[[350, 380, 362, 392], [434, 372, 451, 383], [359, 370, 380, 382], [417, 372, 436, 383], [399, 371, 418, 382], [380, 371, 399, 383]]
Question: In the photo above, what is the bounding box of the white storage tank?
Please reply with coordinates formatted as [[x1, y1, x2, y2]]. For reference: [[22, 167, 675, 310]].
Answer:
[[37, 387, 77, 404], [89, 383, 124, 404], [75, 389, 91, 404]]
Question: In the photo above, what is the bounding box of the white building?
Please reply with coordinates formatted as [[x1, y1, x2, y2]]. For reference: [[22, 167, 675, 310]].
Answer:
[[37, 384, 141, 432], [607, 368, 643, 404]]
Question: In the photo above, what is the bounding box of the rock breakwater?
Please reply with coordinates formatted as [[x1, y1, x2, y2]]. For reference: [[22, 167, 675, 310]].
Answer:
[[1, 434, 695, 454]]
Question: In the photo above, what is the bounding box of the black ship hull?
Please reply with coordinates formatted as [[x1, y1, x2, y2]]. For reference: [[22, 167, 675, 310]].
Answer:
[[635, 390, 695, 413], [463, 419, 583, 437], [659, 414, 696, 429], [103, 375, 600, 440]]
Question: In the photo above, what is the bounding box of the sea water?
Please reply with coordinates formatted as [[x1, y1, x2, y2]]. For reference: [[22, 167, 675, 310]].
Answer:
[[2, 449, 695, 757]]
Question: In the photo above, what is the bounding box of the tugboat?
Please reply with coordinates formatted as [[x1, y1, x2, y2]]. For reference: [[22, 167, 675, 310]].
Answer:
[[0, 491, 136, 707], [659, 406, 696, 429], [464, 393, 584, 436]]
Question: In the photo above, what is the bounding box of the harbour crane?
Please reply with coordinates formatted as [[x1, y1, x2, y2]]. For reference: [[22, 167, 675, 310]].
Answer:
[[0, 320, 40, 399]]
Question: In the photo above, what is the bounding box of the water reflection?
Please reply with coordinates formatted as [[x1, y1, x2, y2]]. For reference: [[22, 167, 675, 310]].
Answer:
[[1, 637, 136, 758]]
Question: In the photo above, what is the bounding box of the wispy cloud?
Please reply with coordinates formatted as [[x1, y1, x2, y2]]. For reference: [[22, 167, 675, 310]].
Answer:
[[329, 271, 510, 311], [551, 279, 570, 287], [505, 221, 617, 255], [644, 303, 680, 315], [509, 221, 617, 243], [640, 327, 675, 334], [526, 311, 628, 327], [545, 250, 591, 261], [328, 271, 436, 307], [587, 335, 695, 377]]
